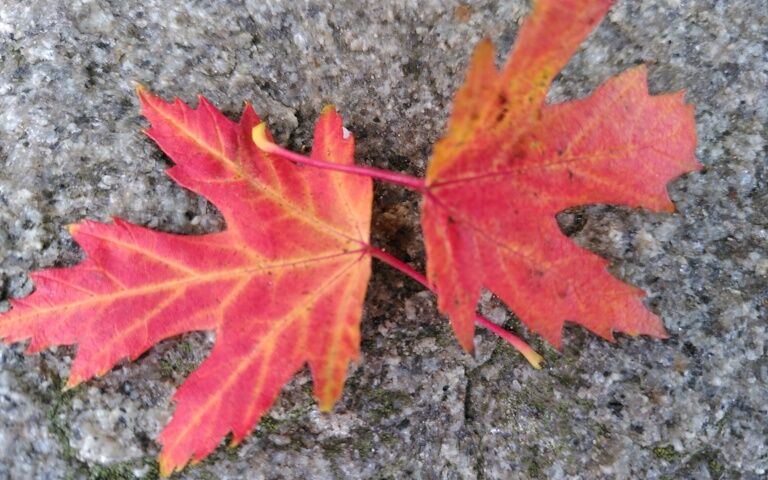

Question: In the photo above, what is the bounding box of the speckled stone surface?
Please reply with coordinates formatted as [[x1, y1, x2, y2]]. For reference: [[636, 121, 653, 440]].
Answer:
[[0, 1, 766, 479]]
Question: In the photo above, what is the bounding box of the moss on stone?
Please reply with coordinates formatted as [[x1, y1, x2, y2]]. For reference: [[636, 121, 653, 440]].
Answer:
[[525, 457, 543, 479], [353, 430, 376, 460], [367, 388, 412, 419], [159, 340, 199, 379], [708, 458, 725, 476], [40, 366, 161, 480], [256, 415, 280, 434], [99, 459, 159, 480], [652, 445, 679, 462], [44, 371, 90, 479]]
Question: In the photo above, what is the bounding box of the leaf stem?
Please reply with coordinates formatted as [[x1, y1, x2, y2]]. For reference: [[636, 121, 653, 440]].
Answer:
[[252, 124, 427, 193], [253, 124, 541, 368], [366, 246, 543, 369]]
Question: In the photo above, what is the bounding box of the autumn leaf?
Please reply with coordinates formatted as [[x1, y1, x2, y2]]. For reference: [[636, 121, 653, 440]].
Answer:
[[0, 0, 703, 474], [0, 91, 372, 475], [422, 0, 701, 351]]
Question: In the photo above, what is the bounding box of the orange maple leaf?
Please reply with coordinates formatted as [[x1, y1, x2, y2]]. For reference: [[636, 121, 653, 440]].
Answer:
[[0, 91, 372, 475], [421, 0, 701, 351]]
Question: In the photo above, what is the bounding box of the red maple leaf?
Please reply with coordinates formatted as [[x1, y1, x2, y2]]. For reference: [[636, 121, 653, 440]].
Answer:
[[0, 91, 373, 474], [421, 0, 701, 351]]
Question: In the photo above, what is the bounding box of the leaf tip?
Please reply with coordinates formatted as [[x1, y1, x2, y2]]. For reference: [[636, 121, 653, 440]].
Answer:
[[63, 375, 81, 391], [158, 452, 189, 478], [475, 37, 495, 56], [157, 456, 175, 478], [197, 94, 214, 111], [454, 327, 476, 355], [641, 313, 669, 340], [318, 400, 335, 413], [133, 81, 148, 96], [134, 83, 155, 107], [241, 101, 255, 116]]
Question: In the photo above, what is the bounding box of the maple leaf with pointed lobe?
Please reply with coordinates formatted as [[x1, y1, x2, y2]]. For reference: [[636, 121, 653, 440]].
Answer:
[[0, 91, 372, 475], [422, 0, 701, 351]]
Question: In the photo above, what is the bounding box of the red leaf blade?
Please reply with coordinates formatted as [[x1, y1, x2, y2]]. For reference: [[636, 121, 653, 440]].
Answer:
[[0, 93, 372, 475], [423, 0, 700, 351]]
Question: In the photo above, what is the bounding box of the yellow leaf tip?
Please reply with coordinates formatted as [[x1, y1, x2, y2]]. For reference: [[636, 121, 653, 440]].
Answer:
[[133, 82, 150, 99], [317, 396, 337, 413], [251, 124, 276, 153], [229, 434, 244, 448], [158, 459, 172, 478], [63, 376, 80, 391], [158, 455, 181, 478]]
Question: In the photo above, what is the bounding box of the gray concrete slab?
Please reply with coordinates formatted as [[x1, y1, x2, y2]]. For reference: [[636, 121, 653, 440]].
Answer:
[[0, 1, 765, 478]]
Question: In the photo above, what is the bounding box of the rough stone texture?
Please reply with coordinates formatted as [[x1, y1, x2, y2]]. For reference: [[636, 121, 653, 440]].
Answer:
[[0, 0, 766, 478]]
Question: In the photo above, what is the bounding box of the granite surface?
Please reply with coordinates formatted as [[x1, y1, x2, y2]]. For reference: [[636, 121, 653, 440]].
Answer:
[[0, 0, 766, 479]]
